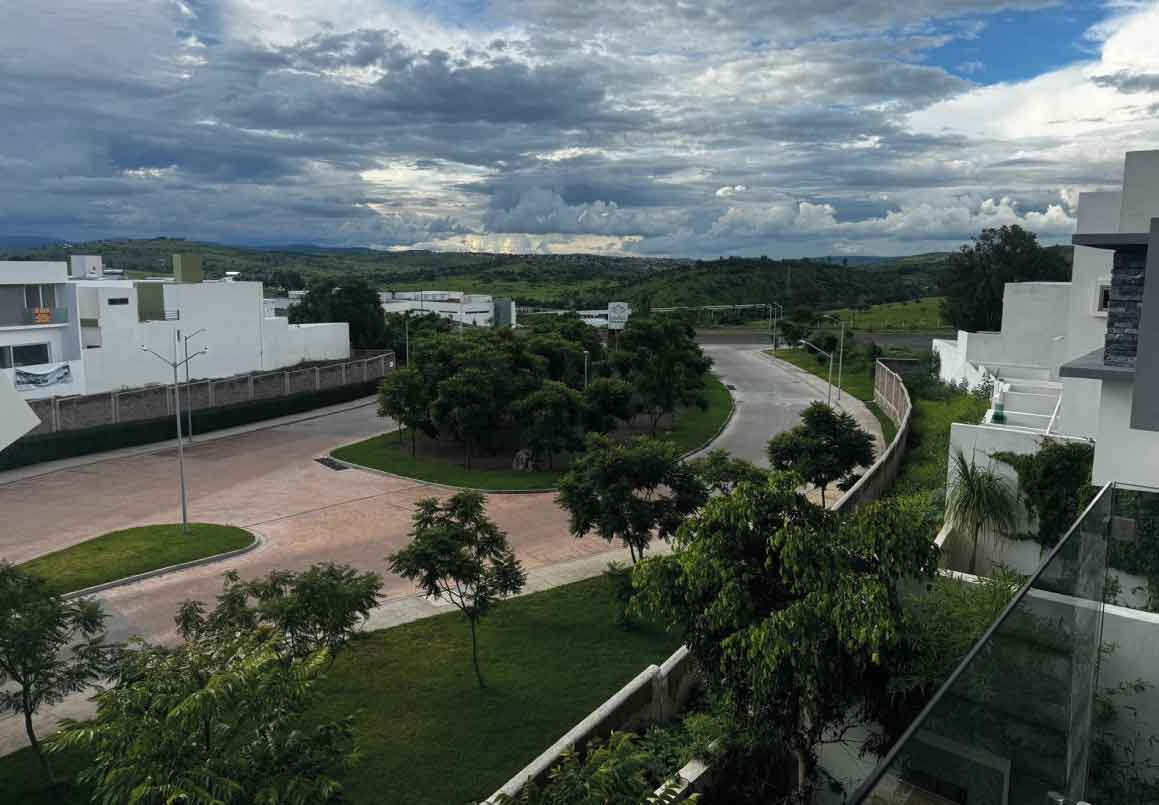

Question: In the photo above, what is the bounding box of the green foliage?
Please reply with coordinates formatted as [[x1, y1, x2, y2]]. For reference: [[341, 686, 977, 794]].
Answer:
[[379, 366, 435, 456], [174, 563, 384, 659], [389, 491, 527, 687], [582, 377, 638, 433], [940, 225, 1070, 332], [688, 448, 768, 495], [383, 311, 452, 366], [893, 390, 988, 499], [290, 276, 388, 348], [611, 318, 712, 433], [1105, 489, 1159, 610], [824, 297, 950, 332], [556, 434, 708, 563], [766, 401, 875, 506], [946, 449, 1018, 574], [632, 478, 939, 799], [0, 563, 116, 783], [52, 635, 356, 805], [431, 367, 505, 468], [513, 380, 587, 468], [993, 440, 1095, 547]]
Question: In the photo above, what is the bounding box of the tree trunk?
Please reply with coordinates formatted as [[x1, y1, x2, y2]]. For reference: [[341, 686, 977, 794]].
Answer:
[[411, 426, 417, 457], [465, 439, 471, 470], [969, 523, 981, 575], [793, 733, 814, 803], [627, 542, 638, 564], [470, 618, 484, 688], [820, 484, 827, 508], [23, 700, 54, 785]]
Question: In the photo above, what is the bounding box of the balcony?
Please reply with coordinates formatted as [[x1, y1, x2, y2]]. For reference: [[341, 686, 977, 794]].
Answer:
[[0, 307, 70, 328], [850, 484, 1159, 805]]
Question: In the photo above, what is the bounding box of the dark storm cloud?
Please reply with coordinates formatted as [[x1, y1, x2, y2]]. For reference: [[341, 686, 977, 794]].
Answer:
[[1092, 70, 1159, 94]]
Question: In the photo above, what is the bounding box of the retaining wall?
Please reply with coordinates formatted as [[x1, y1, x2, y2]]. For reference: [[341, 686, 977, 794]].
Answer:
[[832, 360, 913, 512]]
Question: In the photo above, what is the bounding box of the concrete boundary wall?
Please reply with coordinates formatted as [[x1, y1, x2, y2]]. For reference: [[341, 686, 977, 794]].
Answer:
[[483, 645, 699, 803], [22, 352, 393, 436], [833, 360, 913, 512]]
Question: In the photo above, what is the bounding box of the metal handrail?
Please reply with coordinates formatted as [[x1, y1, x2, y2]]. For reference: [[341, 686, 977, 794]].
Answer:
[[847, 481, 1115, 803]]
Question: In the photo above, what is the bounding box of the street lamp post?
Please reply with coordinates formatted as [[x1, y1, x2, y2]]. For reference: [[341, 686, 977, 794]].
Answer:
[[798, 339, 834, 407], [142, 330, 208, 534], [182, 328, 206, 444], [770, 302, 784, 350], [583, 349, 589, 388], [405, 314, 410, 367], [822, 313, 845, 401]]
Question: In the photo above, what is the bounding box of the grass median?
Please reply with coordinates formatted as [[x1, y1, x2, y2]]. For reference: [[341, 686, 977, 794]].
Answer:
[[333, 373, 733, 490], [19, 523, 255, 596], [0, 574, 682, 805]]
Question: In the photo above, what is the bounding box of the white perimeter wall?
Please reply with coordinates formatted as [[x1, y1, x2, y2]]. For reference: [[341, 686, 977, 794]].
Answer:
[[260, 320, 349, 369], [1092, 378, 1159, 488], [0, 375, 40, 450]]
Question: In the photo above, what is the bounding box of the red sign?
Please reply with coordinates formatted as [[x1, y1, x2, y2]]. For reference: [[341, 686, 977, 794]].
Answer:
[[34, 307, 52, 324]]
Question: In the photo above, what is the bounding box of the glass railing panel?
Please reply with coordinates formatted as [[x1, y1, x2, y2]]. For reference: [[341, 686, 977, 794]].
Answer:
[[851, 484, 1113, 805]]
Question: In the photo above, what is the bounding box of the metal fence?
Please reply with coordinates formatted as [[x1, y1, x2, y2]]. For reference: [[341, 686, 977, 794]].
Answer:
[[26, 352, 394, 435]]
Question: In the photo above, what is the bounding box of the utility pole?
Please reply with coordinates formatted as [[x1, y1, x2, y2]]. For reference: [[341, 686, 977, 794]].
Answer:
[[182, 328, 206, 444], [405, 314, 410, 366], [822, 313, 845, 401], [799, 339, 834, 407], [142, 330, 208, 533], [583, 349, 589, 388], [770, 302, 783, 350]]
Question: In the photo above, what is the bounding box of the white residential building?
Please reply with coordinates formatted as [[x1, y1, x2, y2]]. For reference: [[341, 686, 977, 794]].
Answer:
[[379, 290, 517, 328], [0, 375, 39, 450], [0, 254, 350, 400]]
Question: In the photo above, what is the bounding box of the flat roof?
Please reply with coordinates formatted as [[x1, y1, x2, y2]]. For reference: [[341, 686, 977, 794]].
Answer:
[[1071, 232, 1150, 251], [1058, 347, 1135, 382]]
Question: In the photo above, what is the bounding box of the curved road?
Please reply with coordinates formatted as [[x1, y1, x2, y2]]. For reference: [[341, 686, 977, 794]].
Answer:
[[0, 341, 881, 753]]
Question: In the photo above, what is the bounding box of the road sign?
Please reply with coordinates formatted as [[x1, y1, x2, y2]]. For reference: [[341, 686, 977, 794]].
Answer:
[[608, 301, 630, 330]]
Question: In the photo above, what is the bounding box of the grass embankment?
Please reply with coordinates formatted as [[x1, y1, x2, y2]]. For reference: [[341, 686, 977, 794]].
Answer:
[[19, 524, 255, 596], [0, 575, 682, 805], [826, 296, 951, 332], [334, 373, 733, 490], [770, 349, 894, 441]]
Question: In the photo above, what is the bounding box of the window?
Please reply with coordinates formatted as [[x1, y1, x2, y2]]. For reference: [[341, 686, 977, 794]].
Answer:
[[107, 297, 130, 306], [0, 347, 10, 369], [22, 284, 56, 308], [1096, 283, 1111, 314], [12, 343, 50, 367]]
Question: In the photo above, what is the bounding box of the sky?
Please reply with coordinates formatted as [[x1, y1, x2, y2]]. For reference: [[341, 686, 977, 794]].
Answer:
[[1, 1, 1158, 258]]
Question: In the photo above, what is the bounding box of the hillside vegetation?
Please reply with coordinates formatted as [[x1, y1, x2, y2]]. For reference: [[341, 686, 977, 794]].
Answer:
[[1, 238, 955, 312]]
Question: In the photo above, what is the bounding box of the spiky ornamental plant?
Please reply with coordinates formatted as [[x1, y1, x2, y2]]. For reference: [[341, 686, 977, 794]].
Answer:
[[946, 448, 1018, 575]]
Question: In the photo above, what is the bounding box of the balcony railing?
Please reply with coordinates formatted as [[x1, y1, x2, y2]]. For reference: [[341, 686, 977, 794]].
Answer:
[[851, 484, 1116, 805], [0, 307, 70, 326]]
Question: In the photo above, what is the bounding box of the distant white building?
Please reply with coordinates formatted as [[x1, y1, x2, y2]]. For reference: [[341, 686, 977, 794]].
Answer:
[[380, 290, 517, 328], [0, 254, 350, 400]]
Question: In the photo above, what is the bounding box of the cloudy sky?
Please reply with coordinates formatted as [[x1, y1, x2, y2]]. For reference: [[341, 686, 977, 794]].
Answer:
[[2, 1, 1158, 257]]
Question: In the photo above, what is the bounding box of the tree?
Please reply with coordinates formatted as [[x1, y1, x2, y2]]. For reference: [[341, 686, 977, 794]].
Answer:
[[941, 225, 1070, 332], [290, 277, 387, 348], [175, 562, 383, 658], [556, 434, 707, 563], [513, 380, 586, 468], [946, 449, 1019, 575], [766, 401, 875, 506], [688, 448, 768, 495], [54, 634, 356, 805], [610, 318, 712, 434], [382, 311, 452, 365], [583, 377, 637, 433], [431, 367, 503, 468], [0, 562, 116, 784], [389, 491, 526, 687], [378, 366, 434, 456], [632, 477, 939, 800], [994, 440, 1095, 547]]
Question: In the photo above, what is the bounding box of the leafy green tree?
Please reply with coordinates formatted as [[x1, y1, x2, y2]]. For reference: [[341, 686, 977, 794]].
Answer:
[[513, 380, 586, 468], [946, 449, 1019, 575], [382, 311, 452, 365], [378, 366, 434, 456], [994, 440, 1095, 547], [941, 225, 1070, 331], [556, 434, 707, 563], [53, 634, 356, 805], [290, 277, 388, 348], [175, 562, 383, 658], [688, 448, 768, 495], [389, 491, 526, 687], [611, 318, 712, 433], [431, 367, 504, 468], [766, 401, 875, 506], [582, 377, 637, 433], [632, 478, 939, 800], [527, 332, 588, 389], [0, 562, 116, 783]]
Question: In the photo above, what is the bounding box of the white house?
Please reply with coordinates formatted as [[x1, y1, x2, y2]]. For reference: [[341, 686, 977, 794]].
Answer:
[[0, 375, 39, 450], [379, 290, 516, 328], [0, 254, 350, 399]]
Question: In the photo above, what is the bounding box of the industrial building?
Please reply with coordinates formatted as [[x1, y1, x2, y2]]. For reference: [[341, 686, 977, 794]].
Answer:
[[379, 290, 516, 328]]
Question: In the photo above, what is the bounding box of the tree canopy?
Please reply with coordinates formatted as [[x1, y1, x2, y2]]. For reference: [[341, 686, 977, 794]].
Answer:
[[611, 318, 712, 433], [290, 277, 388, 348], [766, 401, 875, 506], [940, 225, 1070, 332]]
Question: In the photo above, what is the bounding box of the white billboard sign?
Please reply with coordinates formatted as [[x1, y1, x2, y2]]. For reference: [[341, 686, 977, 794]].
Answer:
[[607, 301, 630, 330]]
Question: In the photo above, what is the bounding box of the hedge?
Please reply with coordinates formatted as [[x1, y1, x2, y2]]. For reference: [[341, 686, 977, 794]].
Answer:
[[0, 380, 380, 471]]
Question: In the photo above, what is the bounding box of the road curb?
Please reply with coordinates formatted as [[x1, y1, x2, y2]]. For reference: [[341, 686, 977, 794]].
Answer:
[[62, 529, 263, 600], [680, 380, 737, 461]]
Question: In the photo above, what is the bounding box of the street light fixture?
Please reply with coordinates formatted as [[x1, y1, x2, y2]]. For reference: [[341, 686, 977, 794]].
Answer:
[[821, 313, 845, 401], [142, 329, 208, 534], [798, 338, 834, 407], [182, 328, 206, 444]]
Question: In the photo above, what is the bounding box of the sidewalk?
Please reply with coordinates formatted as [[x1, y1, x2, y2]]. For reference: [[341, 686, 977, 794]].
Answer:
[[0, 395, 379, 486], [0, 542, 649, 758]]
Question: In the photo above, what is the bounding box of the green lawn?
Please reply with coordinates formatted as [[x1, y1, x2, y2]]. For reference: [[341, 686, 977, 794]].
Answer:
[[827, 296, 951, 332], [333, 373, 733, 490], [771, 347, 876, 403], [19, 524, 255, 596], [0, 575, 682, 805], [893, 393, 988, 498]]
